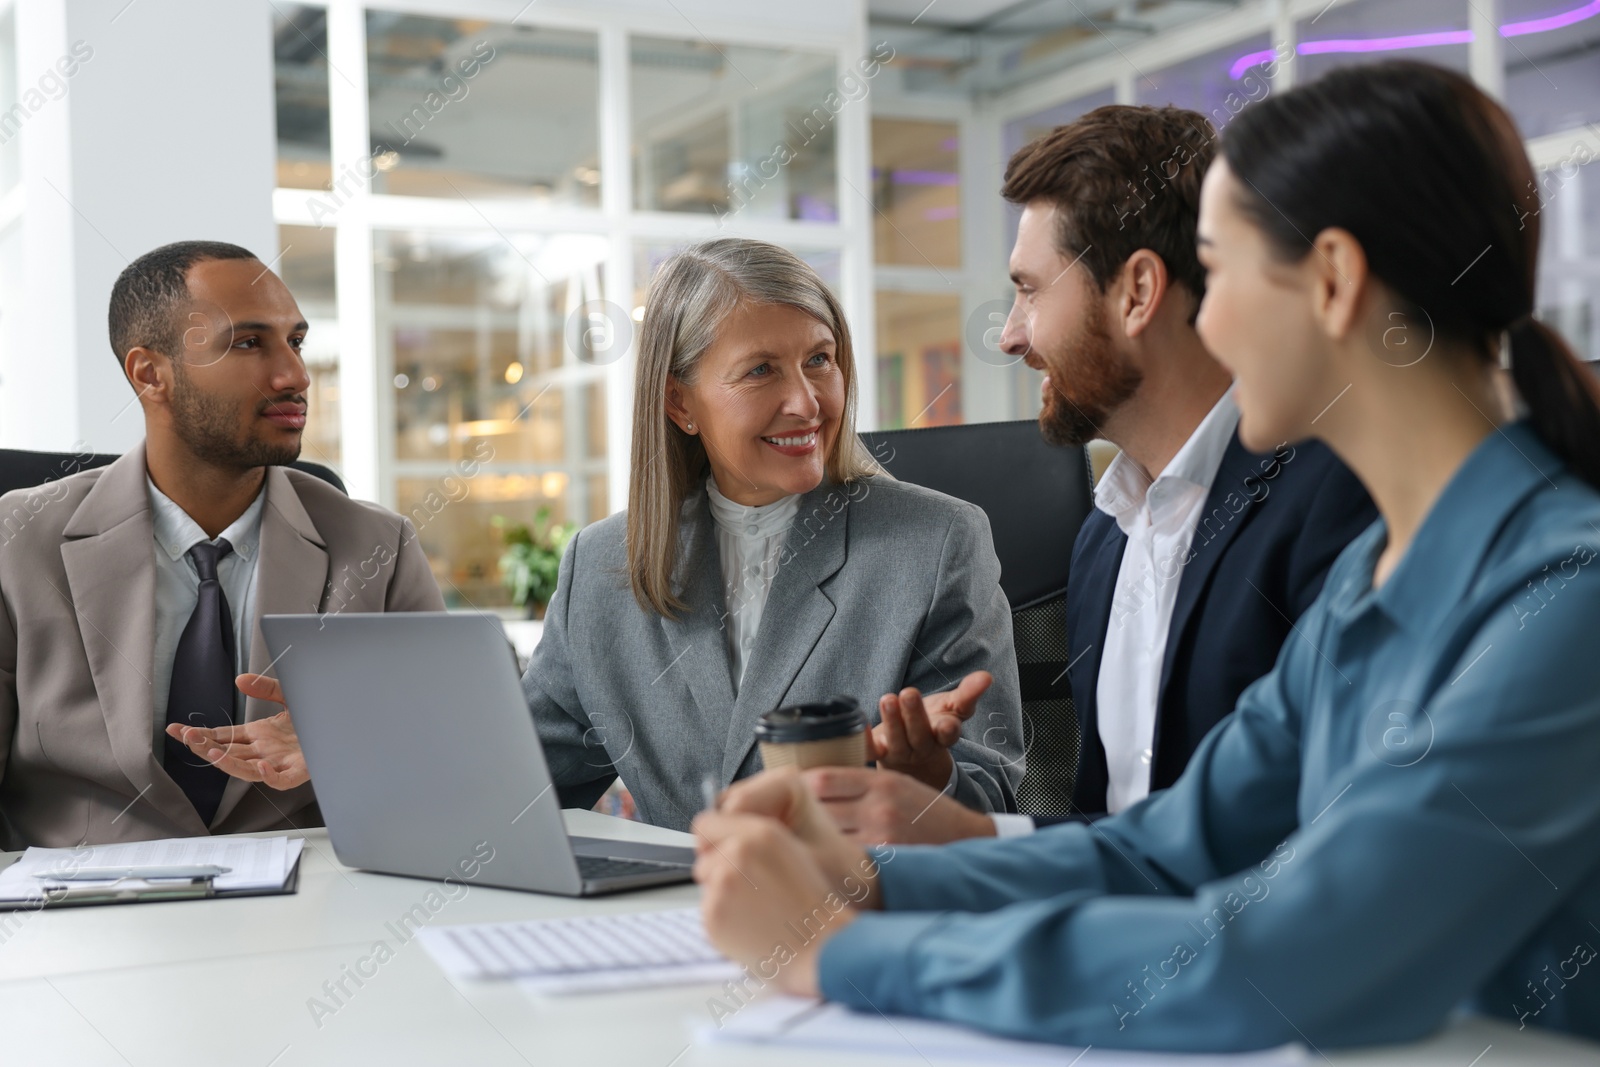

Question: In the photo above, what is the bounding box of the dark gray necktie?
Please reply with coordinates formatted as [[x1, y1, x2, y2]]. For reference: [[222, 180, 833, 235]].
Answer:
[[162, 539, 236, 825]]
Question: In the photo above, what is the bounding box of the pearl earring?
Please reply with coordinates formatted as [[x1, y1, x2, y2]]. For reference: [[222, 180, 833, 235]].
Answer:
[[685, 421, 695, 433]]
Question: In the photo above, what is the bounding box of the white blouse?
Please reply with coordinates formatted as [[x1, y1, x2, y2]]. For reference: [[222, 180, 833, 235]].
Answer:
[[705, 476, 801, 691]]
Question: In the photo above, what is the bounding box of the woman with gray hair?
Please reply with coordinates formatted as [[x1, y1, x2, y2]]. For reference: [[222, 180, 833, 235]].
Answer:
[[173, 237, 1024, 832], [523, 237, 1022, 829]]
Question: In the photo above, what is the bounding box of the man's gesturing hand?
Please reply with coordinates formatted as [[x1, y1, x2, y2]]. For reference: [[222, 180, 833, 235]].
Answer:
[[163, 674, 309, 790]]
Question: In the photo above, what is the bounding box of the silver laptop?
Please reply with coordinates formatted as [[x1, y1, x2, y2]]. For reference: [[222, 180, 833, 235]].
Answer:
[[260, 612, 695, 897]]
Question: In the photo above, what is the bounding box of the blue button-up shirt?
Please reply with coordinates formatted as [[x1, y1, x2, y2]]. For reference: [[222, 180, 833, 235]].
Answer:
[[821, 420, 1600, 1051]]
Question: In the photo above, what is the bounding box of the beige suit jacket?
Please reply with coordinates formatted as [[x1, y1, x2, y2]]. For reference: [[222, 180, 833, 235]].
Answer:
[[0, 445, 445, 848]]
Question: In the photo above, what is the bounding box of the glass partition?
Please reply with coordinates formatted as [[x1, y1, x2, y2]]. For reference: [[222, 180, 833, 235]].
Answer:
[[1137, 34, 1276, 130], [1502, 0, 1600, 138], [366, 13, 601, 205], [1536, 160, 1598, 363], [1292, 0, 1472, 82], [276, 225, 341, 471], [872, 117, 960, 269], [875, 290, 962, 429], [630, 36, 838, 221], [273, 3, 332, 192]]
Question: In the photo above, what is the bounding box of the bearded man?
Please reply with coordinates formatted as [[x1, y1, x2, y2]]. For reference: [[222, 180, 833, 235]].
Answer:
[[806, 106, 1376, 841]]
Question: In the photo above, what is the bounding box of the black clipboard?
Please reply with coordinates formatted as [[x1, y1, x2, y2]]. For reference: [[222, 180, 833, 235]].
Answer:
[[0, 851, 303, 910]]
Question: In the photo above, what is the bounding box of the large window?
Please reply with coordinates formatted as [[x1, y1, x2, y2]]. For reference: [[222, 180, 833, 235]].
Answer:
[[1000, 89, 1115, 255], [366, 16, 601, 204], [872, 118, 959, 268], [377, 230, 610, 608], [272, 6, 857, 609], [986, 0, 1599, 384], [992, 91, 1120, 426], [380, 230, 608, 466], [1536, 159, 1599, 363], [272, 4, 331, 192], [276, 225, 340, 471], [630, 37, 839, 220], [871, 116, 964, 429], [1137, 35, 1274, 125], [1001, 89, 1115, 163], [1293, 0, 1473, 81], [875, 291, 962, 429], [1503, 0, 1600, 138]]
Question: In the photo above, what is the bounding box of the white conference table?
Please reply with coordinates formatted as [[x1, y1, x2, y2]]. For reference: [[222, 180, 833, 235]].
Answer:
[[1, 812, 1596, 1067]]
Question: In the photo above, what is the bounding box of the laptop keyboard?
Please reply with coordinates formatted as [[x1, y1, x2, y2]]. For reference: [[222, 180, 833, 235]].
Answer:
[[576, 854, 690, 883]]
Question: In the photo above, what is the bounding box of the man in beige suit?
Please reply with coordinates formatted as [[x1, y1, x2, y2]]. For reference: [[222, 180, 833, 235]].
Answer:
[[0, 240, 443, 848]]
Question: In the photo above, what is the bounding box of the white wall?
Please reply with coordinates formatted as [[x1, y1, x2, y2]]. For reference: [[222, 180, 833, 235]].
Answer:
[[2, 0, 277, 453]]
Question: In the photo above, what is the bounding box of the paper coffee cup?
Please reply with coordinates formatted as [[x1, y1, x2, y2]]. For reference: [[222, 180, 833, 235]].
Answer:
[[756, 698, 868, 771]]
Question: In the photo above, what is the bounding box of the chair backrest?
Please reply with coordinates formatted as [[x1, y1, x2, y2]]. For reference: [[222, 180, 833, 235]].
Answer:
[[0, 449, 348, 499], [856, 421, 1095, 816]]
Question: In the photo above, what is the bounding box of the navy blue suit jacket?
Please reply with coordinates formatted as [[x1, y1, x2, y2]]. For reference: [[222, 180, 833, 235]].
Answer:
[[1063, 434, 1377, 817]]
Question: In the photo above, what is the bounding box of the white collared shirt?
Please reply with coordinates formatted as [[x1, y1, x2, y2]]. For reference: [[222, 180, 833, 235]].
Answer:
[[148, 478, 265, 751], [1095, 388, 1240, 813], [990, 388, 1239, 837], [706, 476, 800, 692]]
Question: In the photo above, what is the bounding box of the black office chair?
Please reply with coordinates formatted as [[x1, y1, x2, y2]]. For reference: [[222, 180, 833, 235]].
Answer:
[[0, 448, 347, 498], [857, 420, 1095, 817]]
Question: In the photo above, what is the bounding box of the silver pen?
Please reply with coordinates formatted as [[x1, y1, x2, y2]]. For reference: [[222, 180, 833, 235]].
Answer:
[[33, 864, 231, 882]]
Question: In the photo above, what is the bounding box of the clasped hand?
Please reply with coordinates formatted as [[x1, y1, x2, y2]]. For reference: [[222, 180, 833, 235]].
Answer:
[[693, 768, 884, 997]]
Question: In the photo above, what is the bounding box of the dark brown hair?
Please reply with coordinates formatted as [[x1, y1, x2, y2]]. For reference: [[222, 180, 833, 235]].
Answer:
[[1223, 61, 1600, 488], [1002, 104, 1217, 314]]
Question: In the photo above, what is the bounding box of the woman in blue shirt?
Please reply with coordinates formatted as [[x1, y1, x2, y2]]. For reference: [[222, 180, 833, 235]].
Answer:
[[693, 61, 1600, 1050]]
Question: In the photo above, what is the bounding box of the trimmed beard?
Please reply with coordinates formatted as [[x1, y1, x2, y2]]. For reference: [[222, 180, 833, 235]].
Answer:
[[169, 363, 302, 470], [1037, 299, 1142, 448]]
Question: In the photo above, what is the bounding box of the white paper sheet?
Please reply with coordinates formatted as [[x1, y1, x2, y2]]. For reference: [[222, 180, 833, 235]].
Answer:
[[0, 835, 304, 903], [699, 995, 1310, 1066]]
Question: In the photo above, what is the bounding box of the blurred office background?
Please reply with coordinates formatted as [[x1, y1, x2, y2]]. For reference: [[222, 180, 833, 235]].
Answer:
[[0, 0, 1593, 610]]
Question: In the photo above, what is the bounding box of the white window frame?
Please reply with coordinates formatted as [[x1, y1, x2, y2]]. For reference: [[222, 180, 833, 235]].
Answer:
[[275, 0, 869, 514]]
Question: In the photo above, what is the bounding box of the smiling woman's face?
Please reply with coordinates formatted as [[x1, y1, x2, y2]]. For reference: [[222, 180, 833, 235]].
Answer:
[[1195, 159, 1330, 451], [669, 300, 845, 506]]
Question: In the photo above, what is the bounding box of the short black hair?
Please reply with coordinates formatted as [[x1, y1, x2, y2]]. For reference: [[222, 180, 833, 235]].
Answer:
[[108, 240, 260, 367]]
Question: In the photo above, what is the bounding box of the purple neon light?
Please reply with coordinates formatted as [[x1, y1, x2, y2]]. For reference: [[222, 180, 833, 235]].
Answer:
[[871, 167, 961, 186], [1229, 48, 1280, 77], [1503, 0, 1600, 34], [1299, 29, 1474, 53], [1228, 0, 1600, 79], [795, 194, 838, 223]]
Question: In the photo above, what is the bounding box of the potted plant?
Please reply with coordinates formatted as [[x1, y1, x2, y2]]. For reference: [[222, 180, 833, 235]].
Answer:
[[493, 508, 575, 619]]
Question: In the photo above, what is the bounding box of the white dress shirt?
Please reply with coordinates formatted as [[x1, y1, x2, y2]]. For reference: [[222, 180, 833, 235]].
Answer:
[[1095, 389, 1239, 813], [990, 388, 1238, 836], [706, 476, 800, 692], [148, 478, 265, 752]]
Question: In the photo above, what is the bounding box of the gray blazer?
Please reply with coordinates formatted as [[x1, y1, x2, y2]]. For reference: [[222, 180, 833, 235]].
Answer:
[[522, 476, 1024, 830], [0, 445, 445, 848]]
